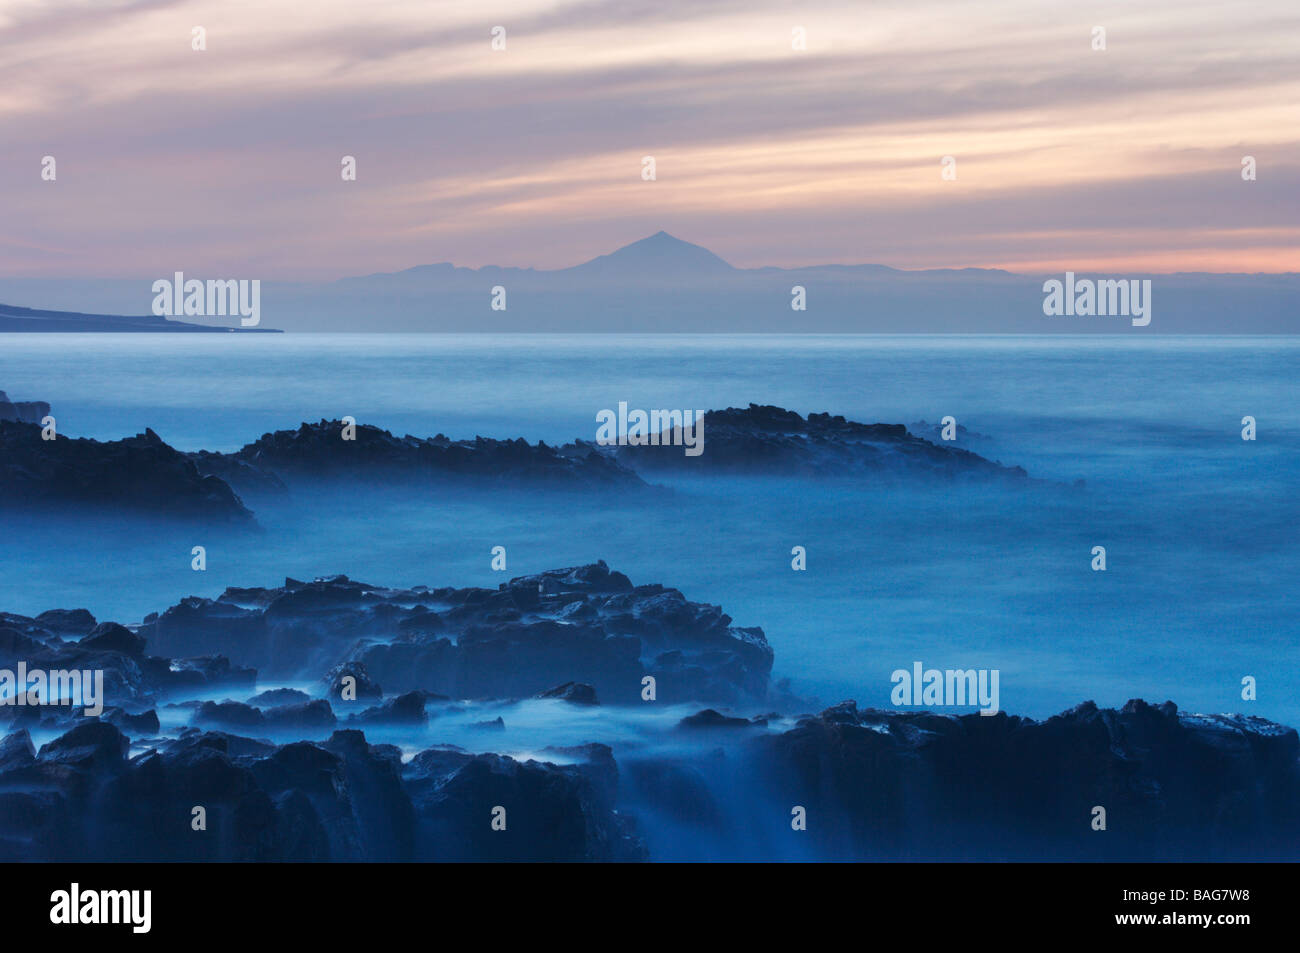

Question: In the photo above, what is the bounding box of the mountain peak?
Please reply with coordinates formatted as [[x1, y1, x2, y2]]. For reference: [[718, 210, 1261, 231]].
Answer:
[[568, 232, 735, 275]]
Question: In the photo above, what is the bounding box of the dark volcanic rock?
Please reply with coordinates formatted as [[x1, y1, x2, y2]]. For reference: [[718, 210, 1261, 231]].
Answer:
[[0, 420, 254, 523], [266, 701, 337, 731], [0, 723, 644, 861], [0, 729, 36, 769], [349, 691, 430, 726], [165, 656, 257, 694], [195, 419, 647, 492], [103, 707, 161, 735], [621, 758, 724, 829], [38, 720, 130, 772], [137, 562, 772, 705], [0, 606, 258, 724], [194, 699, 336, 734], [0, 390, 49, 425], [581, 403, 1028, 481], [194, 701, 266, 730], [188, 450, 288, 497], [246, 730, 413, 861], [536, 682, 599, 705], [403, 748, 645, 861], [140, 598, 268, 670], [78, 622, 146, 657], [0, 625, 48, 660], [247, 688, 313, 708], [34, 609, 98, 637], [541, 743, 622, 807], [323, 662, 383, 704], [757, 699, 1300, 861], [678, 708, 762, 730], [908, 419, 991, 445]]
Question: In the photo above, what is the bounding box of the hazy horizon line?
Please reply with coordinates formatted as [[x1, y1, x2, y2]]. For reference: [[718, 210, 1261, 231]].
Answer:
[[4, 230, 1298, 284]]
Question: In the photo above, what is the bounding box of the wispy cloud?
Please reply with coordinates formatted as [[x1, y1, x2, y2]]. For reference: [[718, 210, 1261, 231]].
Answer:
[[1, 0, 1296, 276]]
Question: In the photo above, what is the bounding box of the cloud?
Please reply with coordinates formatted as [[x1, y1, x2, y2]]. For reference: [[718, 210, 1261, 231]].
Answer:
[[0, 0, 1296, 276]]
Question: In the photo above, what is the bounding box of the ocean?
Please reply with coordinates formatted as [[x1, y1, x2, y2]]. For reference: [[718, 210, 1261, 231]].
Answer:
[[2, 332, 1297, 727]]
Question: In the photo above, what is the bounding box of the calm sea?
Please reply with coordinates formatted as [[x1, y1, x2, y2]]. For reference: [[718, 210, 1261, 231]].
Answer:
[[2, 333, 1297, 724]]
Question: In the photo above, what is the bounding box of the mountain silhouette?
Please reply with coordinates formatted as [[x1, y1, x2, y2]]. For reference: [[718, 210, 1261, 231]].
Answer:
[[564, 231, 735, 277], [0, 233, 1295, 332]]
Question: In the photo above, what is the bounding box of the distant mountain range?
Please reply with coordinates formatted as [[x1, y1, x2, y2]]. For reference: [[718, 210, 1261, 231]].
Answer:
[[1, 232, 1295, 332]]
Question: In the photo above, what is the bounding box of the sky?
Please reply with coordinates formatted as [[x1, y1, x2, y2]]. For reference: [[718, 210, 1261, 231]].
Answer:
[[1, 0, 1297, 279]]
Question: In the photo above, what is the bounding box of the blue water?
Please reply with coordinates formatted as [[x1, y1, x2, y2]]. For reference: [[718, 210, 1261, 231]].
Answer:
[[2, 333, 1297, 726]]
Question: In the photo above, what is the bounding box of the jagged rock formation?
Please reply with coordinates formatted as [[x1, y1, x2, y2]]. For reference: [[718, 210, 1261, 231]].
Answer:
[[536, 682, 599, 705], [0, 723, 641, 861], [756, 699, 1300, 861], [9, 693, 1290, 861], [5, 564, 1294, 862], [4, 406, 1036, 523], [584, 403, 1029, 480], [189, 407, 1034, 498], [402, 742, 642, 861], [908, 419, 991, 444], [137, 562, 773, 705], [0, 391, 50, 425], [186, 451, 289, 496], [0, 608, 253, 730], [0, 421, 254, 523], [192, 420, 646, 493]]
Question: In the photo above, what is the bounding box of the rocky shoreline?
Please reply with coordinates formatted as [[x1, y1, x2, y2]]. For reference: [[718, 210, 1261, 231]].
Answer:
[[1, 562, 1295, 862]]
